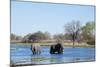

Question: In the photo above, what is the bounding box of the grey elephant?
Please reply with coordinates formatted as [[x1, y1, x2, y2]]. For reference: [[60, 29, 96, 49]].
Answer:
[[31, 44, 41, 54]]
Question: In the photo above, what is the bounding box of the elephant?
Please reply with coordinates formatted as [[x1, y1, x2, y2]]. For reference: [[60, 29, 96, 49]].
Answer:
[[50, 43, 63, 54], [31, 44, 41, 54]]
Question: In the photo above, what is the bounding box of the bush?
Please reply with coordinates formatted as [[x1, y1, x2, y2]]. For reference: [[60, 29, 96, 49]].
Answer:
[[87, 40, 95, 45]]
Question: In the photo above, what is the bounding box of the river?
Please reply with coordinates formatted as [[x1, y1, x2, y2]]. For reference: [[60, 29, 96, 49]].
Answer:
[[10, 43, 95, 65]]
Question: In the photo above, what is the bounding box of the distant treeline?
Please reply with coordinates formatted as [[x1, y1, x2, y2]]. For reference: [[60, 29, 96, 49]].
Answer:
[[11, 21, 95, 45]]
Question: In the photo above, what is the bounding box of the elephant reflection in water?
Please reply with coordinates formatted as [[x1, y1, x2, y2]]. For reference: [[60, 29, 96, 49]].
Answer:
[[31, 44, 41, 54], [50, 43, 63, 54]]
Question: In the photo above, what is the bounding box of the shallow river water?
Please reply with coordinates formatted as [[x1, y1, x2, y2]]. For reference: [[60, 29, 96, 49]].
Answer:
[[10, 44, 95, 65]]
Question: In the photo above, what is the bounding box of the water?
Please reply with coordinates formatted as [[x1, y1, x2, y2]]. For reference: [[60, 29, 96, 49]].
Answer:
[[10, 43, 95, 65]]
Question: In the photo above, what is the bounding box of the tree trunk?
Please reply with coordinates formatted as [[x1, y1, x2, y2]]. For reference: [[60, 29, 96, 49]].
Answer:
[[73, 40, 75, 48], [72, 33, 75, 48]]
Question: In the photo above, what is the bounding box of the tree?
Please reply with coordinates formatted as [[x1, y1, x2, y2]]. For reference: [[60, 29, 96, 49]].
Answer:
[[16, 36, 23, 41], [64, 33, 72, 40], [81, 21, 95, 45], [53, 34, 65, 41], [44, 32, 51, 40], [64, 20, 81, 47], [11, 33, 16, 40], [22, 31, 51, 43], [22, 33, 32, 42], [11, 33, 23, 43], [28, 31, 47, 42]]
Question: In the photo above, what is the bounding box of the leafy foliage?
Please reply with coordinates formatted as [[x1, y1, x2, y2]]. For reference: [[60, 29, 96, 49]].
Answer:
[[81, 21, 95, 45]]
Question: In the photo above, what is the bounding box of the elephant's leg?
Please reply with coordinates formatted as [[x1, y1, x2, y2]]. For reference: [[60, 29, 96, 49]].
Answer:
[[59, 47, 63, 54], [37, 49, 41, 54], [50, 46, 55, 54], [32, 48, 36, 54]]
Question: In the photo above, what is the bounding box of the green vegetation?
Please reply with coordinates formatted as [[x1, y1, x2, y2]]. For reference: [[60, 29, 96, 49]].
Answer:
[[81, 21, 95, 45], [11, 21, 95, 47], [21, 31, 51, 43]]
